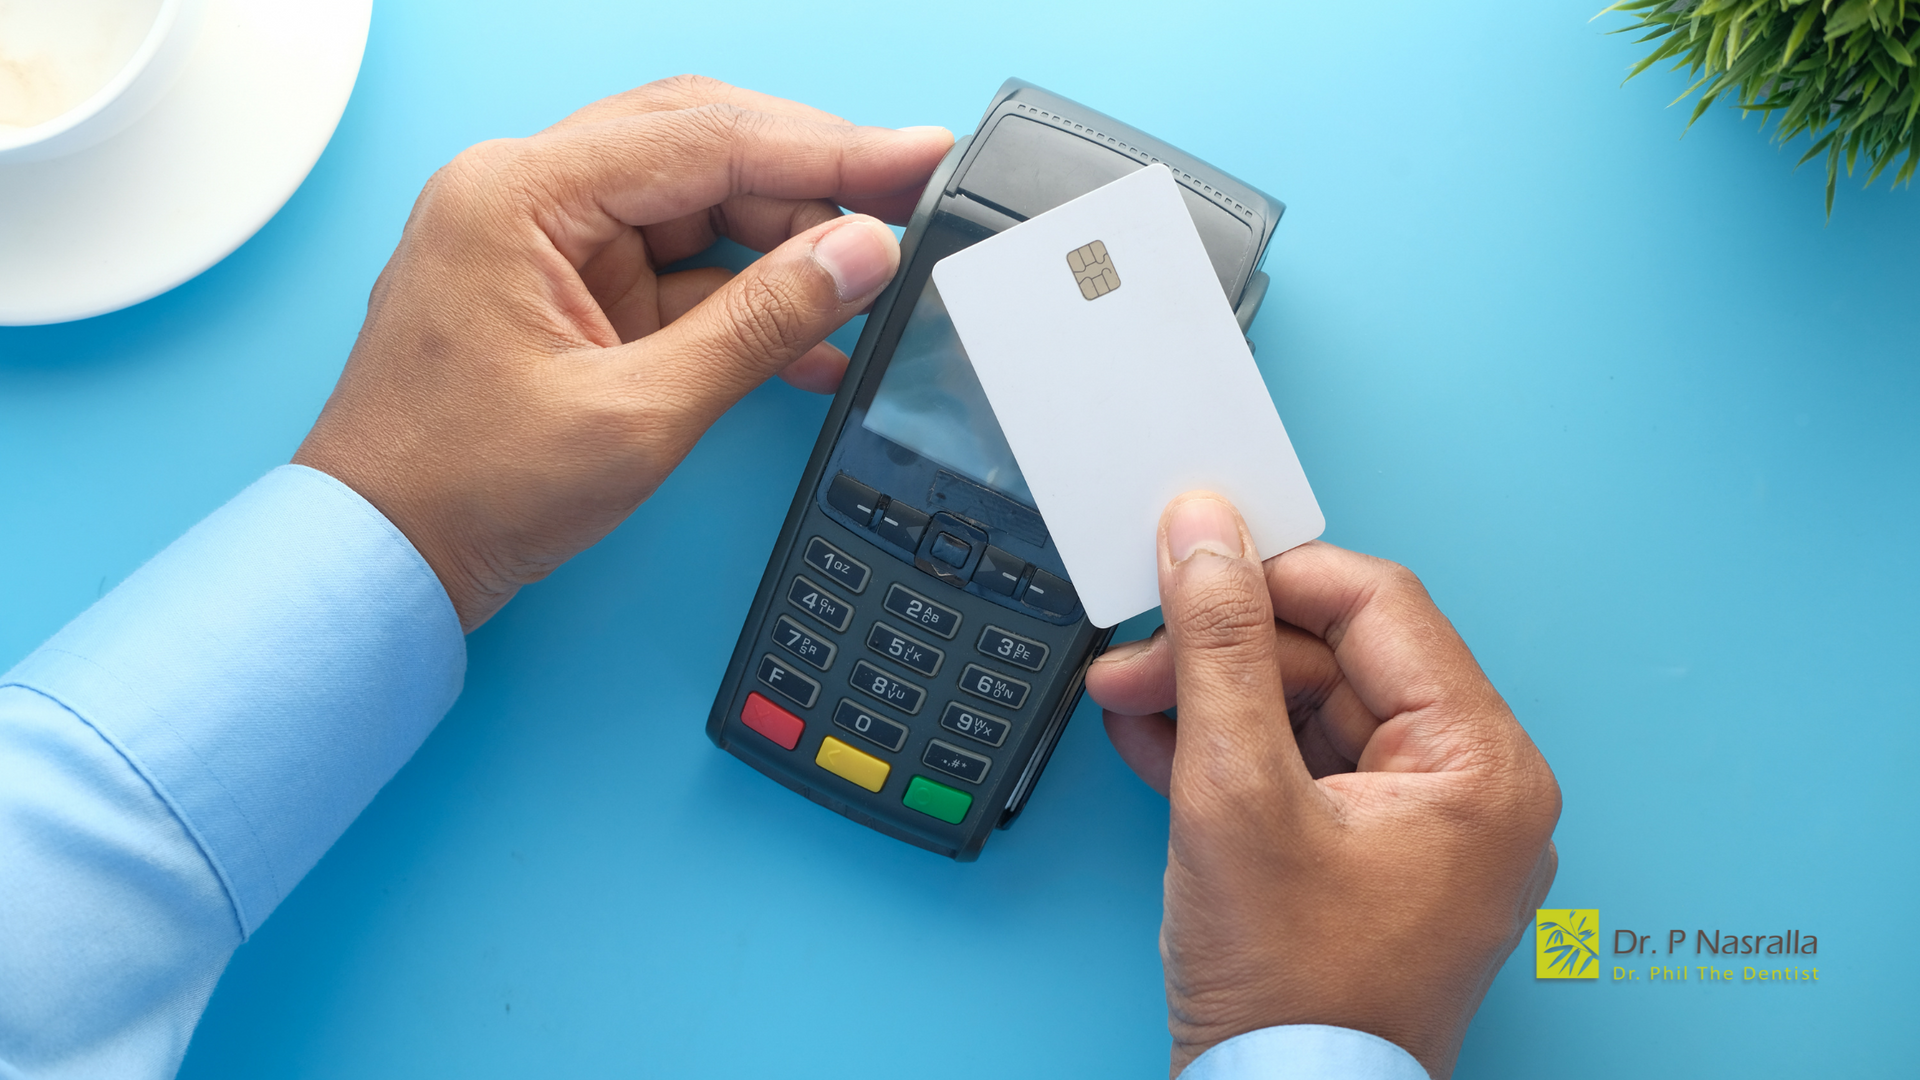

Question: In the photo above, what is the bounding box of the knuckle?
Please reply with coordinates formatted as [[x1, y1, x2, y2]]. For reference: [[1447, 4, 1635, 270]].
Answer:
[[1463, 737, 1564, 844], [683, 101, 752, 140], [1377, 557, 1428, 598], [652, 73, 731, 102], [1522, 754, 1565, 832], [649, 103, 759, 185], [437, 140, 519, 193], [420, 139, 527, 223]]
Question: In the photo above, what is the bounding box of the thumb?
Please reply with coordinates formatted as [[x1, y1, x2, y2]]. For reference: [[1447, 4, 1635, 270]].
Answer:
[[1159, 493, 1316, 820], [623, 214, 898, 442]]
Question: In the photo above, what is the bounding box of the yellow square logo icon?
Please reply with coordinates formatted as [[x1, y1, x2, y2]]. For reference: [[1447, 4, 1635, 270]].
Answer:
[[1536, 909, 1600, 979]]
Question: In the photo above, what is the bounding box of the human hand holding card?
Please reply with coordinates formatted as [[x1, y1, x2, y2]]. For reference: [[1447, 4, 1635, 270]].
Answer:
[[931, 164, 1323, 628]]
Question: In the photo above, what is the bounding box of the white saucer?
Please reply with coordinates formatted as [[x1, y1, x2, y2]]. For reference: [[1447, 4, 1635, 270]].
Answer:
[[0, 0, 371, 326]]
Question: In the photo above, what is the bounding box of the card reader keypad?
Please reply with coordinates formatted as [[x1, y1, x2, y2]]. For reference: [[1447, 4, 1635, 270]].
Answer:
[[739, 483, 1089, 837]]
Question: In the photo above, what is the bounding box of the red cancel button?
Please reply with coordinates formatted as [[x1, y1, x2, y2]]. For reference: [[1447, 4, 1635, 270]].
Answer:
[[741, 692, 805, 750]]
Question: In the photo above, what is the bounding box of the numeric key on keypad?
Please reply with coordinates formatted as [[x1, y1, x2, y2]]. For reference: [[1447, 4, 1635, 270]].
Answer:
[[939, 702, 1010, 748], [977, 625, 1048, 672], [850, 660, 926, 714], [788, 575, 853, 632], [773, 615, 836, 670], [882, 583, 961, 639], [957, 663, 1030, 710], [923, 739, 992, 785], [866, 621, 944, 676], [832, 698, 910, 753], [802, 536, 870, 593]]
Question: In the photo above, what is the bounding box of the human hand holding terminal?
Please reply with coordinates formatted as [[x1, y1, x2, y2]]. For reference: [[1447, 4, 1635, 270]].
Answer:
[[294, 76, 953, 630], [1086, 494, 1562, 1079]]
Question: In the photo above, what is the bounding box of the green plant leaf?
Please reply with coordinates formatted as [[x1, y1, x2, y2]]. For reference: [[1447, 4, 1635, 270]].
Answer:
[[1827, 0, 1879, 38], [1783, 4, 1824, 67], [1605, 0, 1920, 214]]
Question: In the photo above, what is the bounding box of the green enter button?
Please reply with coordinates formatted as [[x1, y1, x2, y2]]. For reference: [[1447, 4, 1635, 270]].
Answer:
[[903, 775, 972, 824]]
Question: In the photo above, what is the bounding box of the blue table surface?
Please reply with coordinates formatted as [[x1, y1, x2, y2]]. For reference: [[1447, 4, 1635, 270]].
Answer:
[[5, 0, 1917, 1076]]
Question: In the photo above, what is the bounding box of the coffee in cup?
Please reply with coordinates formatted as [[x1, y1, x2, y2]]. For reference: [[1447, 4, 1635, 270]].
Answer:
[[0, 0, 204, 162], [0, 0, 164, 131]]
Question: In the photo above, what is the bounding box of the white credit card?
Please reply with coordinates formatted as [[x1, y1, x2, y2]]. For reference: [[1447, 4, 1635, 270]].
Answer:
[[930, 163, 1323, 628]]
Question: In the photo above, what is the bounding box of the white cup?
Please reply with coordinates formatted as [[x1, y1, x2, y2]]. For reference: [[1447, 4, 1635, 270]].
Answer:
[[0, 0, 209, 163]]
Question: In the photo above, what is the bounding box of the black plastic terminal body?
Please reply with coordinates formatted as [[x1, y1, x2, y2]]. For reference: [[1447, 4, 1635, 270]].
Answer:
[[705, 79, 1285, 861]]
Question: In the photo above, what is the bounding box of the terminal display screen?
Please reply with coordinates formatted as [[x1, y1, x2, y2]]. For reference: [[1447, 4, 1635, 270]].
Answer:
[[861, 277, 1035, 507]]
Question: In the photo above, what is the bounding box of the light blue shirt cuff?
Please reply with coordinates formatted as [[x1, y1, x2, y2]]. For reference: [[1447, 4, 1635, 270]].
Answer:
[[1, 464, 465, 937], [1181, 1025, 1430, 1079]]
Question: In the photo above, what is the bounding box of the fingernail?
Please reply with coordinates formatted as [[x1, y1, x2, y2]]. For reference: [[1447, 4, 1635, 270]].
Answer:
[[1166, 496, 1246, 563], [1093, 635, 1157, 665], [896, 125, 952, 137], [813, 217, 895, 303]]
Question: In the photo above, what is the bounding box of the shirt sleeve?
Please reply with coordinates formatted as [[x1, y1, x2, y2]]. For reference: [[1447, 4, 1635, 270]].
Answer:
[[1180, 1025, 1431, 1079], [0, 464, 465, 1080]]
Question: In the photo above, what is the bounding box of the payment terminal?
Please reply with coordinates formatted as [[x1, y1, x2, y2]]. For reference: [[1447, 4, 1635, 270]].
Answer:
[[706, 79, 1284, 859]]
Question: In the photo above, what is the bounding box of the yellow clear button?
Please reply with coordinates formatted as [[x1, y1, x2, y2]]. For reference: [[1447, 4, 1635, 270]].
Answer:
[[815, 735, 891, 792]]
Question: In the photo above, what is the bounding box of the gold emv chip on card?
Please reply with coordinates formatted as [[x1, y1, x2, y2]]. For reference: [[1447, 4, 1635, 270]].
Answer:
[[1066, 240, 1120, 299]]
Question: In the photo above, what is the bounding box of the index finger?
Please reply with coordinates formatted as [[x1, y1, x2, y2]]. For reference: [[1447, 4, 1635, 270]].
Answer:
[[505, 105, 952, 269], [1262, 541, 1515, 772], [542, 74, 852, 134], [544, 76, 941, 228]]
